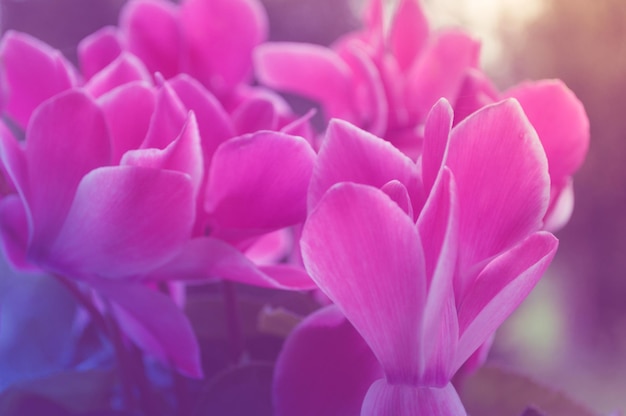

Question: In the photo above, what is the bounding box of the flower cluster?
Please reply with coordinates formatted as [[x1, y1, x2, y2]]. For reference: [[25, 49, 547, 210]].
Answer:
[[0, 0, 589, 414]]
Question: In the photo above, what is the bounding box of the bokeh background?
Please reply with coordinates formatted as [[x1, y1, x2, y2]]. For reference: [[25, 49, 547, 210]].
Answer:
[[1, 0, 624, 413]]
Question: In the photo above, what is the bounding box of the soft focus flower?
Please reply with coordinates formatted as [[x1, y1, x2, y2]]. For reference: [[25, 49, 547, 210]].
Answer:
[[273, 99, 558, 415]]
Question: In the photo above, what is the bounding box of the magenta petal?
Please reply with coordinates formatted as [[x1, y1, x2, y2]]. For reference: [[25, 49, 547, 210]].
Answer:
[[255, 43, 353, 117], [389, 0, 429, 72], [244, 228, 292, 265], [422, 99, 453, 194], [142, 81, 188, 149], [504, 79, 590, 188], [446, 99, 550, 284], [206, 131, 315, 235], [168, 75, 235, 162], [454, 232, 558, 371], [91, 279, 202, 378], [121, 113, 203, 195], [97, 82, 156, 163], [0, 195, 34, 271], [0, 31, 77, 128], [381, 180, 414, 219], [78, 26, 123, 80], [0, 124, 28, 201], [309, 119, 421, 211], [231, 96, 278, 134], [84, 52, 151, 98], [120, 0, 181, 79], [362, 380, 466, 416], [274, 305, 383, 416], [301, 183, 426, 383], [180, 0, 267, 94], [407, 30, 480, 120], [48, 166, 194, 279], [25, 90, 111, 259]]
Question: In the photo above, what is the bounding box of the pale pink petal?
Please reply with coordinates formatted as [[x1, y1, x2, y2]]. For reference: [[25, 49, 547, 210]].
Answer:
[[0, 31, 77, 128], [381, 180, 414, 218], [301, 183, 426, 383], [205, 131, 315, 236], [309, 119, 421, 211], [168, 74, 235, 162], [97, 81, 156, 163], [25, 90, 111, 259], [504, 79, 590, 188], [452, 69, 499, 123], [180, 0, 267, 94], [47, 166, 194, 279], [141, 81, 188, 149], [121, 113, 203, 195], [389, 0, 430, 72], [454, 232, 558, 371], [407, 30, 480, 120], [362, 379, 466, 416], [0, 195, 34, 271], [543, 180, 574, 232], [84, 52, 152, 98], [446, 99, 550, 291], [90, 279, 202, 378], [255, 43, 353, 120], [421, 98, 453, 193], [78, 26, 123, 80], [120, 0, 181, 79], [244, 229, 292, 265], [274, 306, 383, 416], [416, 169, 459, 384]]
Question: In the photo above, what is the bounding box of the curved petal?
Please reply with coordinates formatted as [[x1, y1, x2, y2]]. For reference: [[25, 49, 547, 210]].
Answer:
[[97, 81, 156, 163], [231, 95, 278, 134], [0, 195, 34, 271], [362, 379, 466, 416], [454, 232, 558, 372], [141, 80, 188, 149], [47, 166, 194, 279], [244, 228, 292, 265], [274, 305, 383, 416], [78, 26, 123, 80], [120, 0, 181, 79], [168, 74, 235, 163], [421, 98, 453, 194], [388, 0, 430, 72], [504, 79, 590, 188], [84, 52, 152, 98], [25, 90, 111, 260], [0, 31, 77, 128], [91, 279, 202, 378], [205, 131, 315, 236], [301, 183, 426, 383], [452, 68, 499, 124], [543, 180, 574, 232], [180, 0, 267, 94], [0, 123, 28, 201], [309, 119, 421, 211], [446, 99, 550, 292], [254, 43, 353, 119]]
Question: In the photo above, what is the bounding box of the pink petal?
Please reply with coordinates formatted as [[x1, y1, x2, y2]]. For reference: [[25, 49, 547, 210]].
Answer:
[[452, 69, 499, 124], [309, 119, 421, 211], [0, 195, 34, 271], [255, 43, 353, 119], [168, 74, 235, 163], [205, 131, 315, 237], [362, 379, 467, 416], [274, 305, 383, 416], [0, 123, 27, 201], [90, 279, 202, 378], [504, 80, 590, 188], [388, 0, 430, 72], [84, 52, 152, 98], [120, 0, 181, 79], [543, 180, 574, 232], [141, 81, 188, 150], [0, 31, 77, 128], [301, 183, 426, 383], [47, 166, 194, 279], [421, 98, 453, 194], [381, 180, 414, 219], [25, 90, 111, 260], [454, 232, 558, 372], [121, 112, 203, 195], [180, 0, 267, 95], [446, 99, 550, 291], [97, 81, 156, 163], [407, 30, 480, 121], [78, 26, 123, 80], [244, 229, 292, 265], [230, 95, 278, 134], [416, 169, 459, 384]]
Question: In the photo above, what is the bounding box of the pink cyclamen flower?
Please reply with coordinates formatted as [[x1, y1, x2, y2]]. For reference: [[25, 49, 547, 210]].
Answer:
[[255, 0, 589, 231], [273, 99, 558, 415]]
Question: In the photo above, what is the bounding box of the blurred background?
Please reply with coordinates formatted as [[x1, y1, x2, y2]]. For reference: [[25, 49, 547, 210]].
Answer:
[[1, 0, 624, 413]]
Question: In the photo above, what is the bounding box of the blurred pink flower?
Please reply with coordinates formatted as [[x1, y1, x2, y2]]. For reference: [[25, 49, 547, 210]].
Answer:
[[273, 99, 558, 415]]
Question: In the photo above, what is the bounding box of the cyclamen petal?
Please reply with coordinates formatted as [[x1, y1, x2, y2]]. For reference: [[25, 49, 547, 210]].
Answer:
[[84, 52, 152, 98], [78, 26, 123, 80]]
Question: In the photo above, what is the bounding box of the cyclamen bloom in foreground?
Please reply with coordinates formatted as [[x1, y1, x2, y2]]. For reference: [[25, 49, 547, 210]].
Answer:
[[274, 99, 558, 415]]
